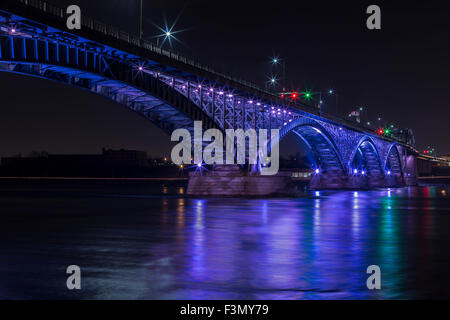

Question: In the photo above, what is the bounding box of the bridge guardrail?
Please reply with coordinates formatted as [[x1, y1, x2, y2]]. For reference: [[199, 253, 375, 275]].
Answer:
[[7, 0, 415, 149], [15, 0, 276, 95]]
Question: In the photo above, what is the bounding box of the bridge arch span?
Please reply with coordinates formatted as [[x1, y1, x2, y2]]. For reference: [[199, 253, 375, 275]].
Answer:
[[349, 136, 384, 176], [385, 144, 403, 180], [277, 117, 346, 175], [0, 36, 219, 137]]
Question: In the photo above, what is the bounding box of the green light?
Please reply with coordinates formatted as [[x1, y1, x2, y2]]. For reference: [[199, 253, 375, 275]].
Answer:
[[302, 89, 312, 101]]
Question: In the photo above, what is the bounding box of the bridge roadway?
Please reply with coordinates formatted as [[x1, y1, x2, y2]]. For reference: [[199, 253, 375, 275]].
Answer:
[[0, 0, 419, 189]]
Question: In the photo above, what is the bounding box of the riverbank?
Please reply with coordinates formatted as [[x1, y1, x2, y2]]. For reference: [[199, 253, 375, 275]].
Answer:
[[418, 176, 450, 185], [0, 176, 188, 196]]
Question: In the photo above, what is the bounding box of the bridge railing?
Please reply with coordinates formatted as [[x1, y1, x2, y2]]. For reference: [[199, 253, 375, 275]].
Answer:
[[10, 0, 415, 149], [27, 0, 272, 94], [12, 0, 330, 110]]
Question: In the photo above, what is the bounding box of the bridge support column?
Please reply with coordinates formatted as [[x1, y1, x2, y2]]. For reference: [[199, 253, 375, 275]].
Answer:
[[309, 171, 348, 190], [186, 165, 298, 196], [403, 155, 418, 186]]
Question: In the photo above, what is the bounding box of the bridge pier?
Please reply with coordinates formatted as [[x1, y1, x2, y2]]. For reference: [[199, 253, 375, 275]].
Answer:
[[186, 165, 299, 197], [309, 171, 347, 190]]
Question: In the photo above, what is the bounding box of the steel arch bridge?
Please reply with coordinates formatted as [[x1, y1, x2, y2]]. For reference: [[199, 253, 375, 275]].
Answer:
[[0, 0, 418, 189]]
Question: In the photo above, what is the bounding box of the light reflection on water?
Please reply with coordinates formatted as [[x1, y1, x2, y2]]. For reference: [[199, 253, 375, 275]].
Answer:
[[0, 185, 450, 299]]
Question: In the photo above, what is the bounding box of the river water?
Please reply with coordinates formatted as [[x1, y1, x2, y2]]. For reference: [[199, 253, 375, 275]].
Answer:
[[0, 181, 449, 299]]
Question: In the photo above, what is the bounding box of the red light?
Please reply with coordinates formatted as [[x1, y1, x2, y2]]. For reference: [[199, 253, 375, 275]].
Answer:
[[280, 94, 284, 98], [292, 93, 297, 98]]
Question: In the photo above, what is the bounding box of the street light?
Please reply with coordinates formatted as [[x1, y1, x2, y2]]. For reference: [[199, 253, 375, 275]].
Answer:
[[270, 55, 287, 90], [328, 89, 339, 117]]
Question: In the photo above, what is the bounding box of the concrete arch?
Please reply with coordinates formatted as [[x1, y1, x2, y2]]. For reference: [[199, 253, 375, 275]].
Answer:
[[277, 117, 346, 174], [348, 136, 384, 176], [385, 144, 403, 176]]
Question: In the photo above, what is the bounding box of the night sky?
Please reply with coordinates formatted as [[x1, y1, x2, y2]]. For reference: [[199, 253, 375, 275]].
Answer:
[[1, 0, 449, 158]]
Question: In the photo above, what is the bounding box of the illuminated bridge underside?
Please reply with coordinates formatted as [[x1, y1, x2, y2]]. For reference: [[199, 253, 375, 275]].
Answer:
[[0, 3, 418, 189]]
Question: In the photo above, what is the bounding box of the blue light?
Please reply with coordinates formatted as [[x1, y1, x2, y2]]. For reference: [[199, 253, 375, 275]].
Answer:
[[387, 170, 391, 175], [361, 170, 365, 175], [197, 163, 202, 167], [315, 169, 320, 174], [353, 169, 358, 174]]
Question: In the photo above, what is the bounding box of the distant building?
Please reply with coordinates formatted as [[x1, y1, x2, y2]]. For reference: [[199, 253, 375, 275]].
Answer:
[[102, 148, 148, 167], [0, 149, 185, 178]]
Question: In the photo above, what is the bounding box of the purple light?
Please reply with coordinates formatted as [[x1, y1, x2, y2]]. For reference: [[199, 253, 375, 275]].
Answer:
[[198, 85, 202, 88], [284, 122, 287, 125], [228, 94, 233, 98], [138, 66, 143, 71], [283, 110, 287, 113], [315, 169, 320, 174], [218, 91, 224, 95], [353, 169, 358, 174], [256, 102, 261, 106], [197, 163, 202, 167], [11, 28, 16, 33], [248, 100, 253, 104], [209, 88, 214, 92], [361, 170, 365, 175], [387, 170, 391, 175]]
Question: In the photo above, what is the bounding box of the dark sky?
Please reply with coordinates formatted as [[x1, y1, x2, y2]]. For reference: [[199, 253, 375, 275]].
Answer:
[[1, 0, 449, 157]]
